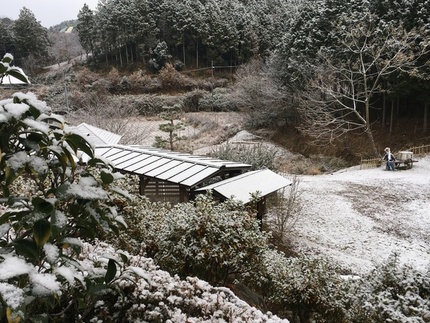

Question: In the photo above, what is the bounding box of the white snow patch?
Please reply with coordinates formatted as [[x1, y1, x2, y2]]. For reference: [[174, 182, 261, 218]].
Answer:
[[290, 155, 430, 274], [30, 272, 61, 296], [0, 256, 33, 280], [22, 118, 50, 134], [0, 283, 24, 309], [6, 151, 28, 170], [43, 243, 59, 264], [63, 177, 108, 200], [62, 237, 84, 248], [55, 266, 83, 286], [4, 103, 29, 117], [12, 92, 50, 114]]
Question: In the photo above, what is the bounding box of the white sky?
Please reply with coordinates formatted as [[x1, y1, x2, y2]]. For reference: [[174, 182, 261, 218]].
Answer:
[[0, 0, 99, 28]]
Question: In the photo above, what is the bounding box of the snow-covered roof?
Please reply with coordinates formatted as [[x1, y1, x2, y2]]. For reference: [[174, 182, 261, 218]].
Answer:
[[0, 67, 30, 85], [94, 145, 252, 188], [69, 123, 122, 146], [195, 169, 292, 203]]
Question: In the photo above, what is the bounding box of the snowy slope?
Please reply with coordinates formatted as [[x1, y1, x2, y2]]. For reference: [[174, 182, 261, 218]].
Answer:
[[293, 155, 430, 275]]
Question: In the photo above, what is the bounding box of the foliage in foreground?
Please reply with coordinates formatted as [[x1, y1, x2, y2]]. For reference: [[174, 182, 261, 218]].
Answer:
[[120, 187, 430, 323], [346, 254, 430, 322], [0, 87, 127, 320], [81, 241, 288, 322]]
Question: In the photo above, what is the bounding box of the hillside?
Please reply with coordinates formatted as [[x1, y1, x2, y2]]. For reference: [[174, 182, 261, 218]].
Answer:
[[3, 62, 430, 322], [32, 60, 430, 276]]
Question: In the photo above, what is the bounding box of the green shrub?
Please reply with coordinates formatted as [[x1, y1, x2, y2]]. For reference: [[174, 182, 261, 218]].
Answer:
[[254, 251, 348, 323], [344, 254, 430, 322], [199, 87, 236, 111], [154, 194, 269, 285]]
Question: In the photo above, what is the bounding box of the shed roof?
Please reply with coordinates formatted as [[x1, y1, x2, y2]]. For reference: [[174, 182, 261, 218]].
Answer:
[[94, 145, 251, 188], [195, 169, 292, 203], [69, 123, 122, 146]]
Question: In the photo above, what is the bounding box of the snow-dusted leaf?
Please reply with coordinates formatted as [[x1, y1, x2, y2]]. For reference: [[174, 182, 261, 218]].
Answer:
[[105, 259, 117, 284], [12, 239, 39, 261], [100, 171, 114, 185], [33, 219, 51, 248]]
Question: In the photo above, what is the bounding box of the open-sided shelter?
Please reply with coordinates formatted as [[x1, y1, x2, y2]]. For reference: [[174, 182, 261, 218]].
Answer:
[[195, 169, 292, 225], [93, 144, 252, 204]]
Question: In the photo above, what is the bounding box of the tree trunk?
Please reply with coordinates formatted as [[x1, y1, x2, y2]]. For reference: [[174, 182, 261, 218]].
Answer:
[[382, 91, 386, 127], [424, 103, 428, 134], [182, 34, 186, 66], [366, 127, 379, 157], [196, 39, 199, 69], [365, 99, 370, 129], [390, 100, 394, 134]]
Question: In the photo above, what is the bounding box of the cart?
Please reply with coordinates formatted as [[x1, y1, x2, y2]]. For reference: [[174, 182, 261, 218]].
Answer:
[[394, 151, 418, 169]]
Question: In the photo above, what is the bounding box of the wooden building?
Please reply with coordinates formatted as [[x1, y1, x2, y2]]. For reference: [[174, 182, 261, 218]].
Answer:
[[93, 145, 252, 204], [91, 144, 292, 226]]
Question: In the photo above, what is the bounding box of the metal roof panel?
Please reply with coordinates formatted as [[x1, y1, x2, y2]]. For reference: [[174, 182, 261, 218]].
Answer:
[[71, 123, 122, 146], [135, 158, 173, 174], [167, 164, 209, 183], [93, 144, 251, 187], [156, 162, 195, 180], [110, 151, 142, 166], [123, 156, 162, 173], [145, 160, 183, 177], [196, 169, 292, 203], [180, 167, 220, 186]]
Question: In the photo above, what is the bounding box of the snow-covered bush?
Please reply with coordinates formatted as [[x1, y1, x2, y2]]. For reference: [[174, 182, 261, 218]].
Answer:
[[199, 87, 235, 111], [154, 194, 270, 285], [210, 142, 278, 171], [0, 55, 128, 321], [112, 190, 171, 257], [72, 241, 290, 322], [254, 250, 348, 322], [344, 254, 430, 322]]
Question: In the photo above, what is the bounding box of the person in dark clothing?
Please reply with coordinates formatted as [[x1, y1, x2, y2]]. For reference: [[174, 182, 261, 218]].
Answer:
[[383, 147, 396, 171]]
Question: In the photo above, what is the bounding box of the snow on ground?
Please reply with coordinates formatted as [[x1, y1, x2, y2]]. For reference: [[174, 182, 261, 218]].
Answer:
[[292, 155, 430, 275]]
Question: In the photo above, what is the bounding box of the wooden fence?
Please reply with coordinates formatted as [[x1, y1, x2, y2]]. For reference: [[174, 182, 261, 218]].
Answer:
[[360, 157, 381, 169], [408, 144, 430, 156], [360, 144, 430, 169]]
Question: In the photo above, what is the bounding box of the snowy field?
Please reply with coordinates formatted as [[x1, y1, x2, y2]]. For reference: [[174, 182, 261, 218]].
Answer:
[[293, 155, 430, 275]]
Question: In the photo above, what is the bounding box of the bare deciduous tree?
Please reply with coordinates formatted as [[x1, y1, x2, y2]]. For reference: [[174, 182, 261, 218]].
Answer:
[[297, 16, 429, 156], [268, 175, 302, 243], [69, 91, 152, 145], [48, 32, 83, 66], [229, 58, 294, 129]]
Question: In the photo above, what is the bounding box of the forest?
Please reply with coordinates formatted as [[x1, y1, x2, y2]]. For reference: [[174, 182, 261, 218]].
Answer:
[[1, 0, 430, 157], [1, 0, 430, 322]]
